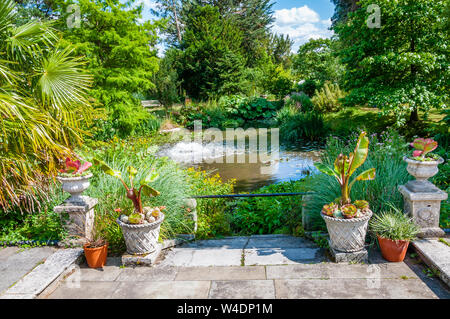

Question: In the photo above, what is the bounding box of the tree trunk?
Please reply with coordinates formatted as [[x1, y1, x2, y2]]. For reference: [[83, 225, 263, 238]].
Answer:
[[171, 0, 182, 43], [409, 108, 419, 123]]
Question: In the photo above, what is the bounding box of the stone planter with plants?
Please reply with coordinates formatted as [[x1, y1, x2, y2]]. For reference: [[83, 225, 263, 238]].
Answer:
[[93, 159, 165, 255], [403, 138, 444, 192], [57, 157, 93, 204], [370, 207, 420, 262], [314, 132, 376, 253]]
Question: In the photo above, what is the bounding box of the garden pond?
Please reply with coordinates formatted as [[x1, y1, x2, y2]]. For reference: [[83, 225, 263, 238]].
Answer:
[[157, 132, 322, 192]]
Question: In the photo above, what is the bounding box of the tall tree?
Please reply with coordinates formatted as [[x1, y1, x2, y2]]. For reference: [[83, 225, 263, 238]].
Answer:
[[60, 0, 161, 137], [155, 0, 274, 65], [335, 0, 448, 126], [267, 33, 294, 69], [330, 0, 359, 27], [0, 0, 92, 211], [179, 5, 246, 99], [293, 38, 344, 85]]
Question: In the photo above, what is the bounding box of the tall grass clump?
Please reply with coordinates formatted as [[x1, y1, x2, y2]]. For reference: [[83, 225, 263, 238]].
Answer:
[[276, 106, 327, 142], [304, 130, 411, 230]]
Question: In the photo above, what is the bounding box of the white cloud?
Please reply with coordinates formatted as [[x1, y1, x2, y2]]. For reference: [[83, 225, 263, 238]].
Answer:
[[272, 6, 333, 52]]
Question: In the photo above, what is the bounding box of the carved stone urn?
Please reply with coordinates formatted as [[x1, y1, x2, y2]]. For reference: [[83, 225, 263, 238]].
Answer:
[[57, 173, 93, 204]]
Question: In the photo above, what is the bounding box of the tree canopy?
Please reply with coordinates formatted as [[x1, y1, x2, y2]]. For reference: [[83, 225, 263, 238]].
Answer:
[[334, 0, 449, 125]]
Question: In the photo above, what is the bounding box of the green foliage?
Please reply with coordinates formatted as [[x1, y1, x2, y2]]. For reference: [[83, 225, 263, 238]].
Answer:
[[276, 106, 327, 142], [284, 93, 314, 113], [0, 0, 92, 212], [179, 5, 246, 100], [311, 82, 347, 113], [305, 130, 411, 230], [230, 180, 310, 235], [223, 96, 278, 122], [370, 207, 420, 241], [334, 0, 449, 126], [61, 0, 161, 139], [263, 65, 294, 99], [293, 39, 345, 86], [153, 48, 182, 110], [185, 168, 235, 239], [295, 79, 319, 97]]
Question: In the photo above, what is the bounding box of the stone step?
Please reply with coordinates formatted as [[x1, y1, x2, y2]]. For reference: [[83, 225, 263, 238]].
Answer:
[[412, 238, 450, 287]]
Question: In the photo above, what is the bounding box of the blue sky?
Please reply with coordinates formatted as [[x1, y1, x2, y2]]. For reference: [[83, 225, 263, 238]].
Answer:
[[139, 0, 335, 53]]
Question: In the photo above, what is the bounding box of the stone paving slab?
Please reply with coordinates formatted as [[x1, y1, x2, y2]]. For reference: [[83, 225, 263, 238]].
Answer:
[[181, 237, 249, 249], [209, 280, 275, 299], [0, 247, 56, 293], [175, 266, 266, 281], [0, 247, 19, 259], [274, 278, 438, 299], [47, 281, 121, 299], [116, 266, 178, 282], [110, 281, 211, 299], [246, 236, 317, 249], [4, 248, 83, 298], [412, 239, 450, 287], [244, 248, 323, 265], [160, 248, 243, 267]]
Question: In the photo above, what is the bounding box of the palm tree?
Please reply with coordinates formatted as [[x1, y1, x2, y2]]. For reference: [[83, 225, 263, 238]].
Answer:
[[0, 0, 93, 212]]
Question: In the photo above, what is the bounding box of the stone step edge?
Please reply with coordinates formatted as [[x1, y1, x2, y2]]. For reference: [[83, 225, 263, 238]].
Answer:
[[1, 248, 84, 299], [412, 239, 450, 288]]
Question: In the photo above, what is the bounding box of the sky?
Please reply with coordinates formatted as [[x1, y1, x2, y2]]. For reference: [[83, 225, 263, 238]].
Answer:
[[138, 0, 335, 53]]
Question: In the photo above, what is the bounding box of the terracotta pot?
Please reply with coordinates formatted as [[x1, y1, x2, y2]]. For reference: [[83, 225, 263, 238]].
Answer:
[[377, 235, 409, 262], [83, 243, 108, 268]]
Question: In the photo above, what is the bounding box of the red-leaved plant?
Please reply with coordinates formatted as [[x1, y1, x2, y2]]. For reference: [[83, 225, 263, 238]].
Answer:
[[410, 138, 438, 159], [60, 157, 92, 176]]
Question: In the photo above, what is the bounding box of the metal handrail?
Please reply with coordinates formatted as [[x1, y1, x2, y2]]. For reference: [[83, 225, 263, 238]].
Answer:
[[192, 192, 315, 199]]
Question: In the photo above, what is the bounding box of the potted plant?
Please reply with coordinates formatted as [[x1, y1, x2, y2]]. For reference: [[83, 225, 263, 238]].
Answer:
[[57, 157, 93, 203], [92, 159, 165, 255], [314, 132, 376, 252], [370, 207, 420, 262], [404, 138, 444, 183], [83, 231, 108, 269]]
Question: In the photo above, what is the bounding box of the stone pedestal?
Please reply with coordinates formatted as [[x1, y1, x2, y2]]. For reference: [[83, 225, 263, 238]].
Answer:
[[54, 196, 98, 246], [328, 240, 368, 263], [184, 198, 198, 233], [398, 184, 447, 238], [301, 195, 313, 231]]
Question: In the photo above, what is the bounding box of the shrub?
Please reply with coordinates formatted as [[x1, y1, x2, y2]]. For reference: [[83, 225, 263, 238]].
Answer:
[[185, 168, 235, 239], [304, 130, 411, 230], [311, 82, 347, 112], [285, 93, 314, 113], [296, 79, 319, 97], [230, 180, 310, 235]]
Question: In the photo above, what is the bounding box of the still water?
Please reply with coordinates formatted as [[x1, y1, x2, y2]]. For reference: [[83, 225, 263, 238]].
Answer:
[[158, 132, 322, 192]]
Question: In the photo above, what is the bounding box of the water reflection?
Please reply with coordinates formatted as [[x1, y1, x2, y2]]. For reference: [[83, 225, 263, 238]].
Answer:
[[158, 138, 322, 193]]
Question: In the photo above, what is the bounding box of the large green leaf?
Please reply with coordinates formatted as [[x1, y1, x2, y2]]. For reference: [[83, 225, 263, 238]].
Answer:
[[355, 168, 376, 181], [92, 158, 121, 178], [348, 132, 369, 177], [314, 163, 336, 177], [141, 184, 160, 197]]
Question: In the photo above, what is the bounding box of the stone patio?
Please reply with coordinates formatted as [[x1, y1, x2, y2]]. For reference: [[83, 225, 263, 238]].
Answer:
[[36, 235, 450, 299]]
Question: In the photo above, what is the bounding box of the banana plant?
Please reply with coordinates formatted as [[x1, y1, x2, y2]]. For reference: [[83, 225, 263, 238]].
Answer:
[[92, 159, 160, 214], [314, 132, 376, 205]]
